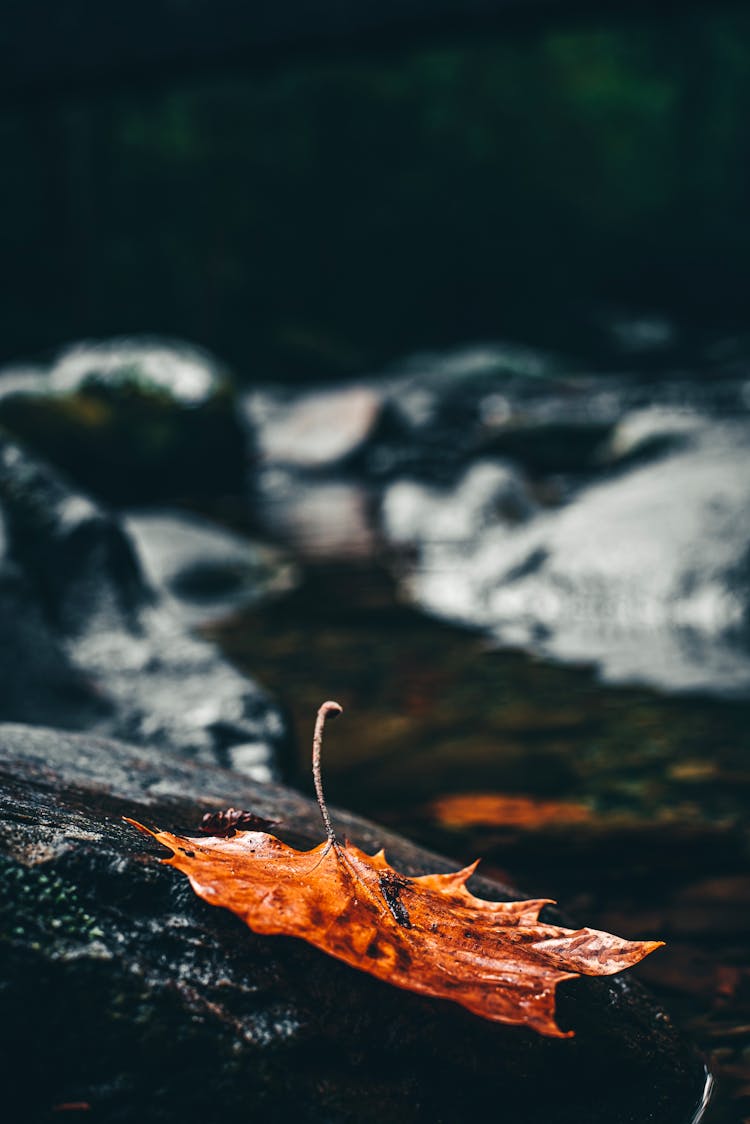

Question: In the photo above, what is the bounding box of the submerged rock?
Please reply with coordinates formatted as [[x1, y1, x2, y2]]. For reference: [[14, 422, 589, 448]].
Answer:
[[124, 509, 298, 626], [0, 724, 708, 1124], [0, 438, 288, 779], [382, 417, 750, 695], [0, 338, 247, 503]]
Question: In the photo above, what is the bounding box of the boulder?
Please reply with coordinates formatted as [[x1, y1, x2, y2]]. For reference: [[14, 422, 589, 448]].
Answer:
[[0, 338, 247, 503], [383, 459, 534, 549], [382, 417, 750, 695], [0, 724, 708, 1124], [246, 384, 382, 471], [0, 438, 288, 779]]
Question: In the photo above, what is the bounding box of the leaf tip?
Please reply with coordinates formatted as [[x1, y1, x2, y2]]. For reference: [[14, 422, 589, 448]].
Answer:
[[123, 816, 155, 838], [461, 858, 481, 883]]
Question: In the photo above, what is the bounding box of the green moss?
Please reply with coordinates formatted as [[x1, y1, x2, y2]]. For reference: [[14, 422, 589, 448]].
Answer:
[[0, 857, 104, 946]]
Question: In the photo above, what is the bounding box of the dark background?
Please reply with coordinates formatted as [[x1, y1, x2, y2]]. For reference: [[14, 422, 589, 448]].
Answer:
[[2, 5, 750, 380]]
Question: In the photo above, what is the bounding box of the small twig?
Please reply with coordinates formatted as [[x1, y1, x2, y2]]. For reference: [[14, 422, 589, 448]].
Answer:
[[312, 700, 343, 845]]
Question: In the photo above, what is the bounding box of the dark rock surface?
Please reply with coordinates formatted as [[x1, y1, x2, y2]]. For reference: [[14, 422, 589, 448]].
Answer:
[[0, 338, 247, 504], [0, 438, 288, 779], [0, 724, 708, 1124]]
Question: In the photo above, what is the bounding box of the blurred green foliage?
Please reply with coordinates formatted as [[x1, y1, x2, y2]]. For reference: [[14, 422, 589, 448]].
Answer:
[[2, 9, 749, 378]]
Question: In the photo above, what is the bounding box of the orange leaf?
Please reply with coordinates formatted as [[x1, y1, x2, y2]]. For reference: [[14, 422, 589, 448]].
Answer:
[[127, 702, 663, 1038], [428, 792, 595, 830]]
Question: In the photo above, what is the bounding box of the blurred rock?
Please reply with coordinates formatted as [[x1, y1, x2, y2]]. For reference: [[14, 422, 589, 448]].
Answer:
[[0, 438, 288, 778], [599, 407, 704, 466], [255, 468, 376, 561], [0, 338, 247, 503], [382, 417, 750, 695], [389, 341, 560, 384], [383, 459, 534, 548], [0, 724, 708, 1124], [362, 345, 617, 480], [124, 509, 298, 626], [246, 384, 382, 470]]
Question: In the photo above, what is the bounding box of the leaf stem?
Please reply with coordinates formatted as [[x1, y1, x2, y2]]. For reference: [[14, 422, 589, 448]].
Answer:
[[312, 700, 343, 844]]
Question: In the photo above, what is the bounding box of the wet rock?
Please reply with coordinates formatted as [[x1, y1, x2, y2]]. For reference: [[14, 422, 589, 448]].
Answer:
[[246, 384, 382, 470], [0, 558, 109, 733], [382, 417, 750, 695], [0, 338, 247, 503], [383, 459, 534, 548], [240, 384, 389, 559], [243, 346, 614, 499], [0, 724, 708, 1124], [367, 349, 750, 482], [124, 509, 298, 626], [599, 406, 705, 466], [0, 438, 288, 779], [369, 345, 618, 480]]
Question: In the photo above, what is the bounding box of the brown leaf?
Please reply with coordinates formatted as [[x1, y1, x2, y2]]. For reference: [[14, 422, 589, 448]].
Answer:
[[199, 807, 278, 837], [127, 701, 662, 1038]]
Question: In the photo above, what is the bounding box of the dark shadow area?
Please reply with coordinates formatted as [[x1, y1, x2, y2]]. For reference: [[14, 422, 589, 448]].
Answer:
[[2, 6, 750, 378]]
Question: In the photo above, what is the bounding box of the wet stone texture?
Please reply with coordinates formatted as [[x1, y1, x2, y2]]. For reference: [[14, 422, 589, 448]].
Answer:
[[0, 725, 708, 1124], [0, 437, 288, 780]]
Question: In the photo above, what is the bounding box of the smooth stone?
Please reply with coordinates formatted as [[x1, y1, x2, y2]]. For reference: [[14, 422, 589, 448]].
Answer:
[[245, 384, 382, 470]]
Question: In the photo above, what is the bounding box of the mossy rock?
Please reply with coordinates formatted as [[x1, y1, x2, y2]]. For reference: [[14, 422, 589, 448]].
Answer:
[[0, 338, 247, 503]]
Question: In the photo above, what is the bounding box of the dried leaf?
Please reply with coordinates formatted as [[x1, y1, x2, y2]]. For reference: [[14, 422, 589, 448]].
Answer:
[[199, 807, 278, 837], [128, 702, 662, 1037]]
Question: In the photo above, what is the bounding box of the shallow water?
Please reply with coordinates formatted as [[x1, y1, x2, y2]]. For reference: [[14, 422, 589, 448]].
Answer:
[[208, 559, 750, 1124]]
